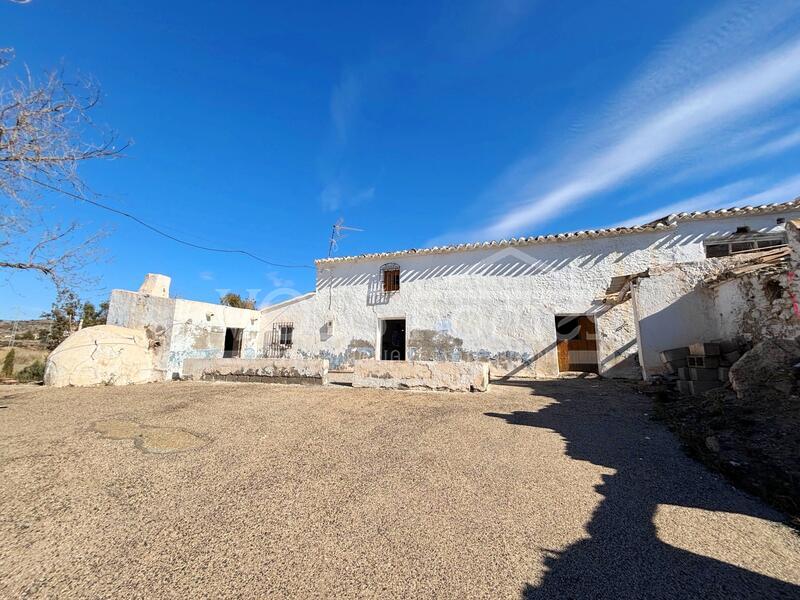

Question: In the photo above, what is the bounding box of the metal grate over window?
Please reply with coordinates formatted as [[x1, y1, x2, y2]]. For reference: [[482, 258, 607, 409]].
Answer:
[[266, 322, 293, 358]]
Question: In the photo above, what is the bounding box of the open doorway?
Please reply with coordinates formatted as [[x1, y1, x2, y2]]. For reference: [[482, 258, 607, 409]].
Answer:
[[380, 319, 406, 360], [555, 315, 598, 373], [223, 327, 243, 358]]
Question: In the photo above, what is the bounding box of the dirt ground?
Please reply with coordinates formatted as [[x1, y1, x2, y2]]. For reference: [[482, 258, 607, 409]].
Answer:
[[1, 379, 798, 599]]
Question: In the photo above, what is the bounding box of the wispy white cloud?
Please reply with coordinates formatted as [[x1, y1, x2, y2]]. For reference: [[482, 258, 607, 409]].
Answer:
[[483, 35, 800, 238], [736, 172, 800, 205], [455, 1, 800, 240], [319, 181, 375, 212], [330, 69, 360, 145], [319, 68, 378, 212], [609, 179, 760, 228], [199, 271, 214, 281], [610, 173, 800, 228], [265, 271, 294, 288]]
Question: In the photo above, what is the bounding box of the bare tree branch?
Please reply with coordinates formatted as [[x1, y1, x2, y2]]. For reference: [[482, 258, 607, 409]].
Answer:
[[0, 53, 122, 291]]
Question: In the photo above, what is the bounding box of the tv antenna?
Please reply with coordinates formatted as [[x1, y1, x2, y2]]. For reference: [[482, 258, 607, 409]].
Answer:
[[328, 218, 364, 257]]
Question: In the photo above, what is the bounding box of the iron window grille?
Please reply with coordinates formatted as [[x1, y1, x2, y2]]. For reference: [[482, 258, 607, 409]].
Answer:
[[267, 322, 293, 358]]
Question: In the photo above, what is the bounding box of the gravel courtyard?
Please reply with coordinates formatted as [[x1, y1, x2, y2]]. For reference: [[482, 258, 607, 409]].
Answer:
[[1, 379, 798, 599]]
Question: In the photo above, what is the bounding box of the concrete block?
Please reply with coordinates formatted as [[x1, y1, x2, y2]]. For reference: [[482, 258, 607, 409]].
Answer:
[[665, 359, 688, 374], [718, 367, 730, 382], [719, 340, 739, 354], [353, 359, 489, 392], [687, 356, 720, 368], [660, 347, 689, 363], [676, 367, 689, 380], [183, 358, 329, 385], [676, 380, 693, 395], [689, 342, 721, 356], [688, 367, 719, 381]]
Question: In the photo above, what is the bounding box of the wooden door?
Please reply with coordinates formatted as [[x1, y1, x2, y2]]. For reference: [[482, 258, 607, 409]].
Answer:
[[555, 316, 598, 373]]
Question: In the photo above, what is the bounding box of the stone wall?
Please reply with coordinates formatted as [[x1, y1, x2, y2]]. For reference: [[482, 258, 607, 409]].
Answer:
[[183, 357, 329, 385], [353, 359, 489, 392]]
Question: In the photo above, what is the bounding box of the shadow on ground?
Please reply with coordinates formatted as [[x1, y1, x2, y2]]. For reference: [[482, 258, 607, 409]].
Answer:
[[486, 380, 799, 600]]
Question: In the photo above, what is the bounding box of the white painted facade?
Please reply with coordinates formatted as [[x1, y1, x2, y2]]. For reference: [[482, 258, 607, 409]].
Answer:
[[262, 205, 800, 378], [105, 201, 800, 381], [108, 289, 261, 378]]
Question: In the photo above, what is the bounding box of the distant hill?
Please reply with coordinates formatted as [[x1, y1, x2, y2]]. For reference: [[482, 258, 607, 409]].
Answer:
[[0, 319, 53, 350]]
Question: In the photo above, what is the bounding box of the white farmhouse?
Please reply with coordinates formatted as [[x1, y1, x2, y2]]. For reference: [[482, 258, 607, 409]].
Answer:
[[49, 197, 796, 387], [260, 200, 800, 379]]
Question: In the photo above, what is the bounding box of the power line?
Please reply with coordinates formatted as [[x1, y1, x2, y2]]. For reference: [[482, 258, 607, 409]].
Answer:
[[20, 175, 315, 270]]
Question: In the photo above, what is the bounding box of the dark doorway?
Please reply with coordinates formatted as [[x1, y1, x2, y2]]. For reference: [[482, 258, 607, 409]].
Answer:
[[555, 315, 598, 373], [381, 319, 406, 360], [223, 327, 243, 358]]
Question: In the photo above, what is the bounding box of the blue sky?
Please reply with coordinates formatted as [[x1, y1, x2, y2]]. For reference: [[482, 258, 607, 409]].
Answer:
[[3, 0, 800, 318]]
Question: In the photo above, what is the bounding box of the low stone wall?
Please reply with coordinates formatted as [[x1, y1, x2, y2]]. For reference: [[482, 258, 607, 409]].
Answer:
[[353, 359, 490, 392], [183, 358, 328, 385]]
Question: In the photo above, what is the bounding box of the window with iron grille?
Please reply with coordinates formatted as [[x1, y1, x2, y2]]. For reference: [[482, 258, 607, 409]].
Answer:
[[267, 322, 293, 357], [380, 263, 400, 292]]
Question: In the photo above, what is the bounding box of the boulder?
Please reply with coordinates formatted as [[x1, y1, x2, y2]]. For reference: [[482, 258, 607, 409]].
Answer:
[[45, 325, 161, 387], [728, 338, 800, 403]]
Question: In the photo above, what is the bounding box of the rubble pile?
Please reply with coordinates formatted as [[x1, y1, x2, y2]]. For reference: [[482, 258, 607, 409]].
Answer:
[[659, 340, 745, 396], [654, 337, 800, 519]]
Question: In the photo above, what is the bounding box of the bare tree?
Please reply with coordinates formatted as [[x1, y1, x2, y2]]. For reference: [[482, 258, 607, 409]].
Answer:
[[0, 50, 123, 290]]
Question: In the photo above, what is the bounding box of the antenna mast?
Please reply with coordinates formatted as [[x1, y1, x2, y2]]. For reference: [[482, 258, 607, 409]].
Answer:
[[328, 218, 364, 257]]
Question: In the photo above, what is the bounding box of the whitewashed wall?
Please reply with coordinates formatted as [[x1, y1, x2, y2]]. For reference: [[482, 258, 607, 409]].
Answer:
[[108, 290, 261, 379], [262, 211, 799, 378]]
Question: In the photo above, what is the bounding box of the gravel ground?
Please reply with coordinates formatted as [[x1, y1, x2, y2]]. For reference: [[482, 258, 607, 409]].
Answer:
[[1, 378, 798, 599]]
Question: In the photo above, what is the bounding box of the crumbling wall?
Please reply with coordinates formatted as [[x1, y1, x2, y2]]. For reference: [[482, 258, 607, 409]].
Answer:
[[107, 289, 174, 373], [714, 267, 800, 343], [167, 299, 261, 377], [595, 301, 640, 378], [108, 276, 262, 379], [183, 357, 328, 385]]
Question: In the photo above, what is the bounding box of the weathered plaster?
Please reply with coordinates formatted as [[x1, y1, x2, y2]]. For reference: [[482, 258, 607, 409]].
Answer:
[[108, 280, 261, 380], [183, 357, 328, 384], [263, 211, 799, 379], [353, 359, 489, 392]]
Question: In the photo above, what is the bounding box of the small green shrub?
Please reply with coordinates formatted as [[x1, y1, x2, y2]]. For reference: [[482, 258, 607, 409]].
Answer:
[[1, 349, 15, 377], [17, 360, 45, 383]]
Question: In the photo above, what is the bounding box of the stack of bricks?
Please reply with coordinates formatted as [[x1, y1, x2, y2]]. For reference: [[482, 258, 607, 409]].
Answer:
[[659, 341, 743, 396]]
